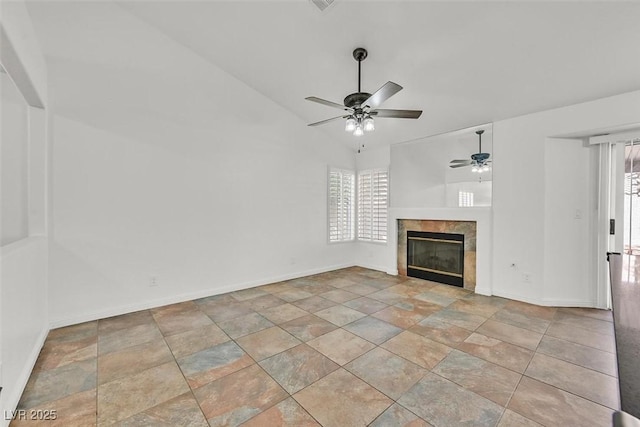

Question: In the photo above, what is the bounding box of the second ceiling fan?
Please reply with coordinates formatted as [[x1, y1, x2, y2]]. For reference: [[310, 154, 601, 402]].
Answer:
[[306, 47, 422, 136]]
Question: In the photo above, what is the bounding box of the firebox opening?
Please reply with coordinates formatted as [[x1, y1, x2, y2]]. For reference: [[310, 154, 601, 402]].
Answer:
[[407, 231, 464, 287]]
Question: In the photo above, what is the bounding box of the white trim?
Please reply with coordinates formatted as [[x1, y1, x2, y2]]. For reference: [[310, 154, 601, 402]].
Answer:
[[49, 262, 353, 329], [589, 130, 640, 145], [1, 325, 48, 427], [355, 262, 392, 274], [493, 289, 597, 308]]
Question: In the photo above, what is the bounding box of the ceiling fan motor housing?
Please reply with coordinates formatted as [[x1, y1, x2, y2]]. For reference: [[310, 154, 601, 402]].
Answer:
[[344, 92, 372, 109], [471, 153, 490, 161]]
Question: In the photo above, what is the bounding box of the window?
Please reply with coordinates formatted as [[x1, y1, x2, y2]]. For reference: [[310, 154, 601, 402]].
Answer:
[[358, 169, 388, 243], [328, 168, 355, 242], [458, 191, 474, 207]]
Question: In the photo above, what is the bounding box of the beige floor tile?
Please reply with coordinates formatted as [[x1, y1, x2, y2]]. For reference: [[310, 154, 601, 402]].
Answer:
[[497, 409, 542, 426], [398, 373, 503, 426], [545, 321, 616, 353], [491, 308, 551, 334], [345, 347, 427, 399], [476, 320, 542, 350], [307, 329, 375, 365], [259, 303, 309, 324], [259, 344, 339, 394], [280, 314, 338, 342], [98, 339, 173, 385], [408, 316, 472, 347], [115, 392, 208, 427], [370, 403, 432, 427], [508, 377, 613, 427], [236, 326, 301, 361], [537, 335, 618, 376], [150, 301, 214, 336], [194, 364, 288, 426], [457, 333, 534, 373], [240, 397, 320, 427], [11, 389, 96, 427], [432, 350, 521, 406], [314, 305, 366, 326], [293, 369, 392, 427], [97, 361, 189, 425], [98, 310, 154, 335], [448, 299, 501, 318], [381, 331, 452, 370], [177, 340, 254, 388], [98, 323, 163, 355], [164, 323, 230, 359], [524, 353, 619, 409]]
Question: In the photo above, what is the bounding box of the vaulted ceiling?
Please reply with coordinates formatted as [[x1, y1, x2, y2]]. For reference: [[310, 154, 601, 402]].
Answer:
[[26, 0, 640, 149]]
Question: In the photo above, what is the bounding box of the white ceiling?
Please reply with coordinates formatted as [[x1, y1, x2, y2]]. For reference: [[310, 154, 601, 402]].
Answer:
[[26, 0, 640, 149]]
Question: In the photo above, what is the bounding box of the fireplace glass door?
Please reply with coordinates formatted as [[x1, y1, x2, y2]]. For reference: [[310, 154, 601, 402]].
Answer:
[[407, 231, 464, 287]]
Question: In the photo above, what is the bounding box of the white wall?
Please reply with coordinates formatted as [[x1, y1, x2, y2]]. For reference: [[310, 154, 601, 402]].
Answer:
[[43, 3, 356, 327], [353, 138, 493, 297], [0, 239, 48, 422], [354, 146, 392, 271], [492, 90, 640, 306], [0, 1, 49, 424], [1, 71, 29, 245], [543, 138, 595, 305]]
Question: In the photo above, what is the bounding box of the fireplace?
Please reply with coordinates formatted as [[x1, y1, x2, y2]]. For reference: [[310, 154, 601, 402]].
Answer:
[[397, 219, 477, 291], [407, 231, 464, 287]]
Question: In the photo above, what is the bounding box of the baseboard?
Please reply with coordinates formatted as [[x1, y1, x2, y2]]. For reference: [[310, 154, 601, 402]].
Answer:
[[49, 263, 354, 329], [354, 262, 395, 275], [540, 298, 600, 308], [473, 286, 492, 296], [1, 325, 49, 427], [492, 289, 598, 308]]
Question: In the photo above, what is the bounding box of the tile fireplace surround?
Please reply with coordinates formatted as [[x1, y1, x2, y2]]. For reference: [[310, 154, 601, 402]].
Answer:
[[398, 219, 477, 292]]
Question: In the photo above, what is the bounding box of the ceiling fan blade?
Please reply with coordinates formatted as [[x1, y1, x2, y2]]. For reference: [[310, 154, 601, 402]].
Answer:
[[308, 115, 348, 127], [371, 109, 422, 119], [362, 81, 402, 109], [450, 163, 472, 168], [305, 96, 352, 111], [450, 159, 471, 163]]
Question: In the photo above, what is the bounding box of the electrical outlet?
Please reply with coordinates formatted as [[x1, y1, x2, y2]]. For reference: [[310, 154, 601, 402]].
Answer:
[[522, 272, 532, 283], [149, 276, 158, 287]]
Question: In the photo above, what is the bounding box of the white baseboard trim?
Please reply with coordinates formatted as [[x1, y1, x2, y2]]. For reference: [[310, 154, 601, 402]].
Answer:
[[473, 286, 492, 296], [540, 298, 600, 308], [492, 289, 598, 308], [354, 262, 394, 275], [49, 263, 354, 329], [2, 325, 49, 427]]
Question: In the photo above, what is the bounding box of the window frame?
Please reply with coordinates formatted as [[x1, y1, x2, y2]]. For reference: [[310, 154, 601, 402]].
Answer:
[[327, 167, 356, 243], [357, 168, 389, 244]]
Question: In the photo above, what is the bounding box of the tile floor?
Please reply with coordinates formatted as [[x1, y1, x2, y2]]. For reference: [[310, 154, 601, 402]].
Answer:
[[12, 267, 619, 426]]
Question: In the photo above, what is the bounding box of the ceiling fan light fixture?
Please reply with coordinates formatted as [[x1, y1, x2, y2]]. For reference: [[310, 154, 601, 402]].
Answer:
[[471, 165, 479, 173], [363, 116, 375, 132], [345, 117, 357, 132], [353, 125, 364, 137], [482, 165, 490, 172]]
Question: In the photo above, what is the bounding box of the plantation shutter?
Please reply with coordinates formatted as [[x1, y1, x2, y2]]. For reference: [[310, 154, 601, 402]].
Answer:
[[328, 168, 355, 242], [358, 169, 388, 243]]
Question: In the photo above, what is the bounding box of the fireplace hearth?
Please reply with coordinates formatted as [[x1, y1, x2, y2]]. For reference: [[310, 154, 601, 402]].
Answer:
[[407, 231, 464, 287]]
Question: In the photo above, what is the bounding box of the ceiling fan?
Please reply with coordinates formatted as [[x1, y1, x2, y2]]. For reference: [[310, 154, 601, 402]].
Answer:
[[305, 47, 422, 136], [449, 130, 492, 173]]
